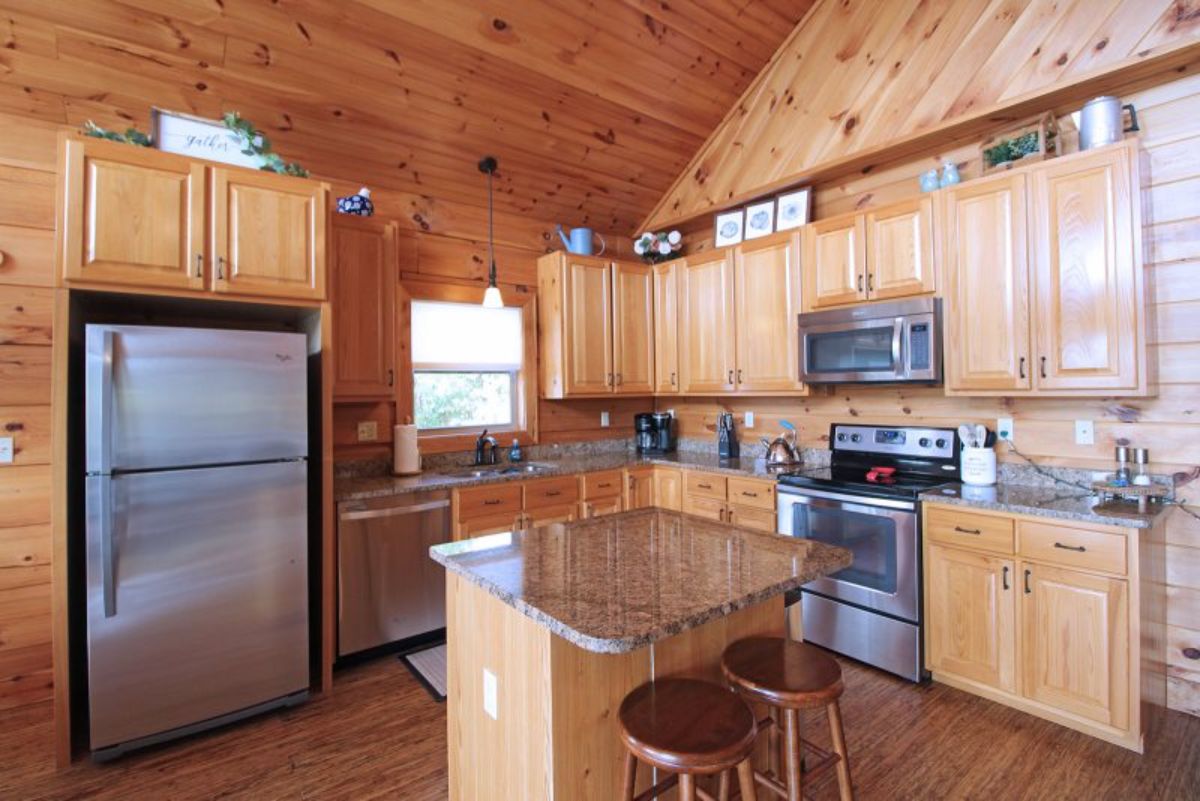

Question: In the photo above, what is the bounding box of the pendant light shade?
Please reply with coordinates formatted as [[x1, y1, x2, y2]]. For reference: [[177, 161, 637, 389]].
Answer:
[[479, 156, 502, 309]]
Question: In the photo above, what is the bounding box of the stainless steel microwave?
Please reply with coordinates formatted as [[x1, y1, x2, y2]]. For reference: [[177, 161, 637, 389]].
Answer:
[[797, 297, 942, 384]]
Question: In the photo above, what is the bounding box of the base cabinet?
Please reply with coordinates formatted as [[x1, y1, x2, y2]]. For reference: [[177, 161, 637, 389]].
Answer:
[[923, 503, 1160, 752]]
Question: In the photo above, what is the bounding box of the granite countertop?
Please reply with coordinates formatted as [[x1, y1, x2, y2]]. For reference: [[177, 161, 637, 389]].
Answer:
[[335, 451, 789, 502], [428, 508, 852, 654], [921, 483, 1170, 529]]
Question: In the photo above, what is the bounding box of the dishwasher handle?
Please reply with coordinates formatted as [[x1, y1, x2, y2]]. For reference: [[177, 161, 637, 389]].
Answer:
[[339, 499, 450, 522]]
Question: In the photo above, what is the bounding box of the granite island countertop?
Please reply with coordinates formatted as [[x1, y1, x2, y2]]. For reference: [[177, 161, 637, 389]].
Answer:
[[335, 450, 795, 502], [428, 508, 852, 654], [921, 482, 1171, 529]]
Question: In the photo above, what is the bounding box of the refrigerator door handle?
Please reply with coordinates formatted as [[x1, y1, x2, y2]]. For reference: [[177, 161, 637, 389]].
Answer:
[[87, 328, 116, 475], [100, 475, 117, 618]]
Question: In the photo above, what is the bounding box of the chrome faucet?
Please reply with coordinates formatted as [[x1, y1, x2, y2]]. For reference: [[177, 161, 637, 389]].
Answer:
[[474, 429, 499, 466]]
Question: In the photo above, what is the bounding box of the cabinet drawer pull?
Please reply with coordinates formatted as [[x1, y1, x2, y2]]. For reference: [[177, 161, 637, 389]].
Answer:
[[737, 368, 743, 384], [741, 491, 758, 498], [482, 499, 502, 506], [597, 482, 612, 489], [194, 253, 203, 277], [544, 490, 562, 497], [1002, 565, 1010, 591], [217, 255, 227, 280], [387, 368, 394, 387], [1040, 356, 1047, 379], [1053, 542, 1086, 552], [1018, 357, 1026, 380], [953, 526, 982, 535], [697, 483, 712, 490], [670, 371, 676, 386], [1024, 568, 1032, 594]]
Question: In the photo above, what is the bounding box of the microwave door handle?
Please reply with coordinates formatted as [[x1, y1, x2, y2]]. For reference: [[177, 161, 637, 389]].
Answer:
[[893, 320, 905, 379]]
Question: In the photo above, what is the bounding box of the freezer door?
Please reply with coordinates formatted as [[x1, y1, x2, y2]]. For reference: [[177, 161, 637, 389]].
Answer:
[[86, 324, 308, 472], [86, 461, 309, 750]]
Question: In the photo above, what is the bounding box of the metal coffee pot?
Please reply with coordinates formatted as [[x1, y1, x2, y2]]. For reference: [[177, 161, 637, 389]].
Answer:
[[1079, 96, 1139, 151]]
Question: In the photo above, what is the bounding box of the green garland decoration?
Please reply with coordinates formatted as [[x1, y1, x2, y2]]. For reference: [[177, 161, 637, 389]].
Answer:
[[222, 112, 309, 177]]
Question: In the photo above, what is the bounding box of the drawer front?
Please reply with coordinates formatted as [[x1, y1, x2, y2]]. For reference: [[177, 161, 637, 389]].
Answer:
[[456, 483, 523, 521], [583, 470, 623, 499], [685, 472, 727, 500], [524, 476, 580, 510], [727, 477, 775, 510], [683, 494, 726, 522], [925, 506, 1014, 554], [1018, 520, 1127, 576], [727, 504, 776, 532]]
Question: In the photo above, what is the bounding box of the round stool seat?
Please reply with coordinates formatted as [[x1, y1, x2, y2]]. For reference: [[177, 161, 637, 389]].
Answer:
[[721, 637, 843, 709], [618, 678, 757, 773]]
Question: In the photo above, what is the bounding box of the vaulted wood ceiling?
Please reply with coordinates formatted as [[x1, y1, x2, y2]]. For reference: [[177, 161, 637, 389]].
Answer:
[[0, 0, 815, 235]]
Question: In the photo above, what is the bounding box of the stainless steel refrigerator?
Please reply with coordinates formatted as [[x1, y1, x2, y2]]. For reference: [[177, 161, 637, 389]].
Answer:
[[84, 323, 311, 759]]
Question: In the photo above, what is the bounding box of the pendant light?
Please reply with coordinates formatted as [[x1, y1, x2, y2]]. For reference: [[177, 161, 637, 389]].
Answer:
[[479, 156, 503, 309]]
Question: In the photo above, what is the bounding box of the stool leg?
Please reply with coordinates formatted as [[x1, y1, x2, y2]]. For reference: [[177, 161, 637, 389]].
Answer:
[[621, 751, 637, 801], [680, 773, 697, 801], [783, 708, 802, 801], [736, 758, 757, 801], [768, 707, 782, 778], [827, 700, 854, 801], [717, 769, 731, 801]]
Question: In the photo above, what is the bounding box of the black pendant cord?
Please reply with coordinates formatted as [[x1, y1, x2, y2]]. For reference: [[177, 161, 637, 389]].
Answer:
[[479, 156, 498, 288]]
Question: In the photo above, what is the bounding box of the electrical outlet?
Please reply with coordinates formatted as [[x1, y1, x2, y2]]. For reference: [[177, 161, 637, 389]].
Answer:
[[997, 417, 1014, 442], [0, 437, 12, 464], [600, 411, 610, 427], [744, 411, 755, 428], [1075, 420, 1095, 446], [356, 421, 378, 442], [483, 668, 498, 720]]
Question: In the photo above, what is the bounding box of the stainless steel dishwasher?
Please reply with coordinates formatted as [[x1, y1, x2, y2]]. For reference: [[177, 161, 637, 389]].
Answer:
[[337, 490, 451, 657]]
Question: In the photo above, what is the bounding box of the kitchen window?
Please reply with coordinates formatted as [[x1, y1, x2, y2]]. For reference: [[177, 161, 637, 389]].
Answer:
[[411, 300, 523, 432]]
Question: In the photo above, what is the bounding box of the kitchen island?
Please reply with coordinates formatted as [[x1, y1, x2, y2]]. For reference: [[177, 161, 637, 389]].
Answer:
[[429, 508, 852, 800]]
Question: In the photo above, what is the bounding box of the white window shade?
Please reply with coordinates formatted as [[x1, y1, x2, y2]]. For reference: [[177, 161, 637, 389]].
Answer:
[[411, 301, 523, 369]]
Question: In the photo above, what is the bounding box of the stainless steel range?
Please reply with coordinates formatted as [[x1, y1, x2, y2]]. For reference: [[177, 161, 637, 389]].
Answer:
[[776, 423, 960, 681]]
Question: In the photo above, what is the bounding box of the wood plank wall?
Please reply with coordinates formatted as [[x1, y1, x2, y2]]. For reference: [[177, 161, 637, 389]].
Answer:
[[659, 73, 1200, 715]]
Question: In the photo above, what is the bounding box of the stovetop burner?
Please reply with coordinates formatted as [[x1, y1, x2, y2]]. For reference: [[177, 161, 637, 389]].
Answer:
[[777, 466, 957, 500]]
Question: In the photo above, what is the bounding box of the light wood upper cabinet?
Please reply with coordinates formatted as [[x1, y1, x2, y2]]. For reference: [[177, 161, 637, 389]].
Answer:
[[1030, 145, 1141, 392], [332, 216, 396, 398], [60, 137, 206, 291], [734, 233, 803, 392], [612, 261, 655, 394], [652, 260, 680, 394], [866, 196, 936, 300], [926, 544, 1016, 693], [1021, 563, 1129, 729], [678, 249, 736, 393], [943, 173, 1032, 392], [803, 213, 865, 309], [563, 255, 613, 394], [211, 168, 327, 301]]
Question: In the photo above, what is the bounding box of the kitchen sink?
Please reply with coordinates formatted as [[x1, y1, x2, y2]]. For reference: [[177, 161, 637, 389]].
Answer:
[[443, 462, 556, 478]]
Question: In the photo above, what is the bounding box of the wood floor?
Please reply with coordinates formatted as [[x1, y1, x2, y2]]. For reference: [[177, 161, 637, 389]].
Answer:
[[2, 654, 1198, 800]]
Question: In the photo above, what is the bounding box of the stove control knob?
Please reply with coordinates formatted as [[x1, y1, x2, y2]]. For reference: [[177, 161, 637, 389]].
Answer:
[[850, 433, 862, 443], [919, 437, 931, 448], [836, 433, 846, 442], [935, 438, 947, 449]]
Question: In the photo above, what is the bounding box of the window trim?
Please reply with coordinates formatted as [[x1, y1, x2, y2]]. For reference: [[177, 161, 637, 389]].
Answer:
[[398, 280, 538, 454]]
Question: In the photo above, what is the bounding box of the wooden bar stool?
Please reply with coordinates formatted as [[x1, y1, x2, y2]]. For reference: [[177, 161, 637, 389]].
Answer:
[[721, 637, 854, 801], [618, 678, 759, 801]]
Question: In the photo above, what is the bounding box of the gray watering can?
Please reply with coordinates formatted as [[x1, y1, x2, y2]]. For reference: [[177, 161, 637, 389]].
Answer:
[[556, 225, 605, 256]]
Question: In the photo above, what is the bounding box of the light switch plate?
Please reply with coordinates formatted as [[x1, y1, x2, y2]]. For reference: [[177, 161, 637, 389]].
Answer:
[[483, 668, 498, 720], [1075, 420, 1095, 446], [600, 411, 610, 427], [356, 421, 378, 442], [0, 437, 12, 464], [997, 418, 1014, 442], [744, 411, 754, 428]]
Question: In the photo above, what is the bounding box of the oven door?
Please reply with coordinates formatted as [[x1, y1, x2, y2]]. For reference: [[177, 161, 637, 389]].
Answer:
[[799, 317, 904, 383], [777, 487, 919, 622]]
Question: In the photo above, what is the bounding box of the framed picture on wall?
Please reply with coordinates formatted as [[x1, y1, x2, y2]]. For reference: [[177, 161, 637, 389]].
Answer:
[[714, 209, 744, 247], [151, 108, 265, 169], [743, 199, 776, 240], [775, 187, 812, 230]]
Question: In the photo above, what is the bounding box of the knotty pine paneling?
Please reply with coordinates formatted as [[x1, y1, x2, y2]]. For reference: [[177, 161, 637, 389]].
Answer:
[[660, 73, 1200, 715]]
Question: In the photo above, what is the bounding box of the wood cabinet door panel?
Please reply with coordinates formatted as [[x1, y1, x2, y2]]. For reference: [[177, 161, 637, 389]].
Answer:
[[455, 512, 524, 540], [678, 250, 736, 393], [612, 262, 655, 394], [524, 503, 577, 528], [726, 504, 775, 532], [62, 138, 204, 290], [802, 213, 865, 310], [653, 467, 683, 511], [625, 468, 655, 510], [1021, 563, 1129, 728], [212, 168, 326, 300], [943, 174, 1032, 392], [332, 218, 396, 398], [734, 233, 803, 391], [866, 196, 936, 300], [927, 545, 1016, 692], [652, 261, 680, 393], [563, 257, 613, 394], [1031, 146, 1139, 391]]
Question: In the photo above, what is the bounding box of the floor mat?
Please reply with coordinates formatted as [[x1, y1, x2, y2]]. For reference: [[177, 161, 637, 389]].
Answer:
[[402, 643, 447, 702]]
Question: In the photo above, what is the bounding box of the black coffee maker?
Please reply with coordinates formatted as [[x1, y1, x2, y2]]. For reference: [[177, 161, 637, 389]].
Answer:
[[634, 412, 676, 454]]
